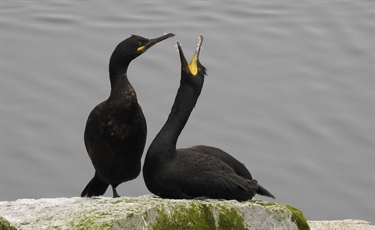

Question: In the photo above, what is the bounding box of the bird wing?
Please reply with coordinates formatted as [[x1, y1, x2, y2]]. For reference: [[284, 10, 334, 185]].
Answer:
[[188, 145, 275, 199], [174, 148, 257, 199], [84, 102, 107, 159], [187, 145, 253, 179]]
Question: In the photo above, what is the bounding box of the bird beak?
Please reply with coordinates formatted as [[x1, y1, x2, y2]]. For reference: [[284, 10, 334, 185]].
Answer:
[[177, 35, 203, 76], [137, 33, 175, 52]]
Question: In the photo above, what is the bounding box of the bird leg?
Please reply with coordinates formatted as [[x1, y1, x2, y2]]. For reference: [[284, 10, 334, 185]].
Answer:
[[112, 185, 120, 198]]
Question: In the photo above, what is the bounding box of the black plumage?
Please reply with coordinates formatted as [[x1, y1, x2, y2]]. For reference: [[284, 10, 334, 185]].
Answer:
[[143, 35, 274, 201], [81, 33, 175, 198]]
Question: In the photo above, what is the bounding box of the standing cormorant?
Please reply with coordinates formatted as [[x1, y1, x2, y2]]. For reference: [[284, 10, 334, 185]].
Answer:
[[143, 35, 274, 201], [81, 33, 175, 198]]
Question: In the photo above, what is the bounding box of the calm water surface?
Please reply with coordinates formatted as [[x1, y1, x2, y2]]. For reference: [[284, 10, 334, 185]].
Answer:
[[1, 1, 374, 222]]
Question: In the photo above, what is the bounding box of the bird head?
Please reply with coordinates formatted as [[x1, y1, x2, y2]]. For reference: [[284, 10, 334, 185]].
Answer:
[[177, 35, 207, 85], [109, 33, 175, 75]]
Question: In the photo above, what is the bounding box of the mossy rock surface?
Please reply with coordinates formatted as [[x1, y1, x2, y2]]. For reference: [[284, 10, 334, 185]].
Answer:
[[0, 195, 308, 230], [0, 216, 17, 230]]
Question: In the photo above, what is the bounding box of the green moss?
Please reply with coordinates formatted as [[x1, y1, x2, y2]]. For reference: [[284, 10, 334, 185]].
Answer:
[[152, 202, 216, 230], [68, 210, 114, 230], [0, 216, 17, 230], [252, 199, 278, 207], [200, 203, 216, 227], [217, 206, 245, 230], [251, 199, 309, 230], [127, 213, 135, 219], [151, 201, 247, 230], [286, 205, 310, 230]]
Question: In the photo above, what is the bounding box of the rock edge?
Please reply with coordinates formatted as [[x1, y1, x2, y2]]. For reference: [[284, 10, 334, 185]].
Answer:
[[0, 195, 371, 230]]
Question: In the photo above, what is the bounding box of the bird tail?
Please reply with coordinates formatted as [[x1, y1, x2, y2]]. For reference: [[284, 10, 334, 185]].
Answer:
[[257, 184, 275, 199], [81, 172, 109, 197]]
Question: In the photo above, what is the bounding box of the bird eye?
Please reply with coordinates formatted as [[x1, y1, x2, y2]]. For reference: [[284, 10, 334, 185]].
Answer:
[[138, 41, 143, 47], [198, 67, 201, 72]]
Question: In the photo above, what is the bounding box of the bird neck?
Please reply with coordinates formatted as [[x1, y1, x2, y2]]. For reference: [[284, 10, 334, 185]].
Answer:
[[108, 73, 138, 107], [109, 64, 129, 88], [151, 82, 202, 156]]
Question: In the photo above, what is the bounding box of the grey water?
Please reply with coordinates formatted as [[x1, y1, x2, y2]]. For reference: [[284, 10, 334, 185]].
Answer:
[[1, 1, 373, 223]]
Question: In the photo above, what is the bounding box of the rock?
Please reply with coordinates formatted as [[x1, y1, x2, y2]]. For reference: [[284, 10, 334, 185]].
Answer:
[[0, 195, 309, 230], [308, 219, 375, 230], [0, 216, 17, 230]]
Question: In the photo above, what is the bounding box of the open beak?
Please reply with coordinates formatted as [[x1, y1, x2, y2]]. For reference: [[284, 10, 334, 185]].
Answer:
[[137, 33, 175, 52], [177, 35, 203, 76]]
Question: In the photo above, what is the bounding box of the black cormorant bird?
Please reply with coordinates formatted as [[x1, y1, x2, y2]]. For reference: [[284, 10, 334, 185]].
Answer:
[[143, 35, 274, 201], [81, 33, 175, 198]]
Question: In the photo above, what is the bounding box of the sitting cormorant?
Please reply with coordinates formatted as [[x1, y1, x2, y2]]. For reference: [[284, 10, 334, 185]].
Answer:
[[81, 33, 175, 198], [143, 35, 274, 201]]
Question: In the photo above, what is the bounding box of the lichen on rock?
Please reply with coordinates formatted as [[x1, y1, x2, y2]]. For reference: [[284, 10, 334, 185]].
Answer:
[[0, 195, 308, 230], [0, 216, 17, 230]]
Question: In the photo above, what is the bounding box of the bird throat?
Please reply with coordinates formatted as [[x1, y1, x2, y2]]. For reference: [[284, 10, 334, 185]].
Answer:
[[188, 55, 198, 76]]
